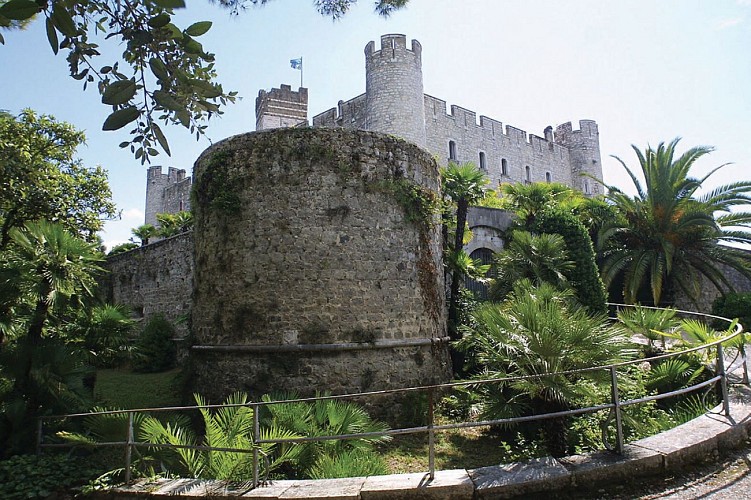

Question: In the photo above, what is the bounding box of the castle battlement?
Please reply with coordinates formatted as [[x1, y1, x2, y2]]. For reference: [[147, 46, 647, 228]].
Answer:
[[255, 84, 308, 131], [364, 34, 422, 62]]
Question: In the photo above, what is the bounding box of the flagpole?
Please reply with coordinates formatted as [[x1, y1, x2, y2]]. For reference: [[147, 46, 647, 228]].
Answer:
[[300, 56, 303, 88]]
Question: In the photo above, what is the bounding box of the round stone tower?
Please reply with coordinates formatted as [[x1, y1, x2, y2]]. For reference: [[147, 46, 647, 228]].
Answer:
[[554, 120, 604, 196], [190, 128, 450, 403], [365, 34, 427, 149]]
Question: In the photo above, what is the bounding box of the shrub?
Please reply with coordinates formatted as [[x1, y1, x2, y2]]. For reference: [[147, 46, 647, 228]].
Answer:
[[0, 454, 99, 499], [531, 208, 608, 314], [712, 292, 751, 333], [131, 314, 176, 373], [107, 242, 139, 255]]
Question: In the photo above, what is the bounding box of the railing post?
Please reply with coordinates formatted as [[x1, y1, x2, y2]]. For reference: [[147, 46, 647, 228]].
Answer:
[[717, 343, 731, 416], [252, 403, 260, 489], [428, 388, 435, 481], [36, 418, 43, 455], [609, 367, 624, 454], [125, 412, 134, 484], [741, 332, 749, 385]]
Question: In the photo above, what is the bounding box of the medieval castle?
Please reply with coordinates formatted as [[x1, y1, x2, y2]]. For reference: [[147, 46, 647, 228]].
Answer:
[[145, 34, 603, 227]]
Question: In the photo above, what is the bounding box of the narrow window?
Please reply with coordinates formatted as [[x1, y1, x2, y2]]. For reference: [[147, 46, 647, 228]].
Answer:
[[449, 140, 457, 161], [479, 152, 487, 171], [545, 172, 552, 183], [501, 158, 508, 176], [525, 165, 531, 184], [584, 179, 591, 195]]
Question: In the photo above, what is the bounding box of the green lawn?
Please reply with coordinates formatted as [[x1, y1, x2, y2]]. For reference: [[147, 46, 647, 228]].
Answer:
[[94, 368, 183, 409]]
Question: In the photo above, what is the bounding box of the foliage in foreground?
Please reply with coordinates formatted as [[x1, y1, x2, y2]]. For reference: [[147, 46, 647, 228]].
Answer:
[[0, 453, 100, 500], [0, 0, 406, 161], [0, 220, 105, 455], [459, 281, 634, 457], [62, 391, 390, 482]]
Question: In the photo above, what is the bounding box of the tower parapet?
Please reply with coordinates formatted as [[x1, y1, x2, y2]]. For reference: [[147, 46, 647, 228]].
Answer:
[[365, 34, 427, 148], [255, 84, 309, 131]]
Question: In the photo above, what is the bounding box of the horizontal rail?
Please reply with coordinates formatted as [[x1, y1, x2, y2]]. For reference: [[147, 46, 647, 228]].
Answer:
[[38, 305, 747, 487]]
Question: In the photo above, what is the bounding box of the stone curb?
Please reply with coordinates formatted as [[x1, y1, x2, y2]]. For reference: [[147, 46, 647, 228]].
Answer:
[[95, 388, 751, 500]]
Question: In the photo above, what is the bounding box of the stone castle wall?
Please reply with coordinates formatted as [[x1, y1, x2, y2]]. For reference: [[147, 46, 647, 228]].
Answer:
[[104, 232, 193, 339], [189, 127, 451, 401], [672, 261, 751, 315], [311, 34, 603, 192]]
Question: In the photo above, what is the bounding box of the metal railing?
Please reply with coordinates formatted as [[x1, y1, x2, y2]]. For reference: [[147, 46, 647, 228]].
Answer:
[[38, 305, 747, 488]]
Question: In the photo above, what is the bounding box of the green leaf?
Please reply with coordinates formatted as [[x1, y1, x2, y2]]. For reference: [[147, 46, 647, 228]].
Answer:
[[45, 17, 59, 55], [0, 32, 4, 45], [0, 0, 39, 20], [50, 6, 78, 37], [190, 80, 221, 98], [153, 0, 186, 8], [147, 13, 171, 28], [149, 58, 169, 82], [151, 123, 171, 156], [164, 23, 183, 40], [101, 79, 137, 105], [176, 109, 190, 127], [184, 21, 212, 37], [153, 90, 183, 111], [102, 107, 139, 131], [182, 37, 203, 55]]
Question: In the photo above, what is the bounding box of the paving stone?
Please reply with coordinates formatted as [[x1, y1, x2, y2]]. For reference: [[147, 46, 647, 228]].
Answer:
[[360, 469, 473, 499], [242, 480, 296, 498], [277, 477, 366, 499], [470, 457, 571, 499], [558, 444, 663, 486]]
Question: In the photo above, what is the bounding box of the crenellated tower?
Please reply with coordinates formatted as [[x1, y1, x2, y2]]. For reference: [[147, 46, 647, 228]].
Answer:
[[255, 84, 309, 131], [365, 34, 427, 149], [554, 120, 603, 196], [144, 166, 191, 226]]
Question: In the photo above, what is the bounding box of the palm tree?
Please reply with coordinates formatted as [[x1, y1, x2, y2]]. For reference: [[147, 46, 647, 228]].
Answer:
[[441, 162, 489, 338], [499, 182, 577, 227], [131, 224, 156, 246], [489, 230, 574, 301], [1, 220, 103, 453], [8, 221, 103, 386], [460, 280, 634, 457], [600, 138, 751, 306]]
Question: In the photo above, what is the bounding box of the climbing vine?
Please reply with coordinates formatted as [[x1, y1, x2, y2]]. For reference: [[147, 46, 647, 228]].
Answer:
[[192, 150, 241, 215]]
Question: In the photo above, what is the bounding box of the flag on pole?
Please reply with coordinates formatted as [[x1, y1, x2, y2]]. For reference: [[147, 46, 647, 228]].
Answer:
[[290, 58, 302, 70]]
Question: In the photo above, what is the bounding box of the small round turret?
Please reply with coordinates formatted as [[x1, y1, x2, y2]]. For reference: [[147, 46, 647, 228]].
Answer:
[[554, 120, 603, 196], [365, 34, 427, 149]]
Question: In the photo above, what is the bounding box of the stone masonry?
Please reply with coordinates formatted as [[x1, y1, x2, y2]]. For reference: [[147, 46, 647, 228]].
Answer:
[[104, 232, 193, 339], [145, 166, 191, 227], [189, 127, 451, 401]]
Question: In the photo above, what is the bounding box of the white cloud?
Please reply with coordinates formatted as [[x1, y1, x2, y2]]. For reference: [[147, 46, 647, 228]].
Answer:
[[738, 0, 751, 6], [715, 17, 744, 29], [120, 208, 144, 222]]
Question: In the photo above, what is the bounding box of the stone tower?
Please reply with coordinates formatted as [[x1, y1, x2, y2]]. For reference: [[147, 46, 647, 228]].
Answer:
[[554, 120, 603, 196], [190, 128, 450, 402], [255, 84, 309, 131], [144, 166, 190, 226], [365, 34, 427, 149]]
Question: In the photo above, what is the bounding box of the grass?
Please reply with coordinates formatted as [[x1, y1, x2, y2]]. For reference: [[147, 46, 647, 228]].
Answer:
[[94, 367, 183, 409], [378, 424, 545, 473]]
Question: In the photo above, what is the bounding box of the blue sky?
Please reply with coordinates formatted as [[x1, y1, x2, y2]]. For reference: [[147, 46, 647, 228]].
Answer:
[[1, 0, 750, 249]]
